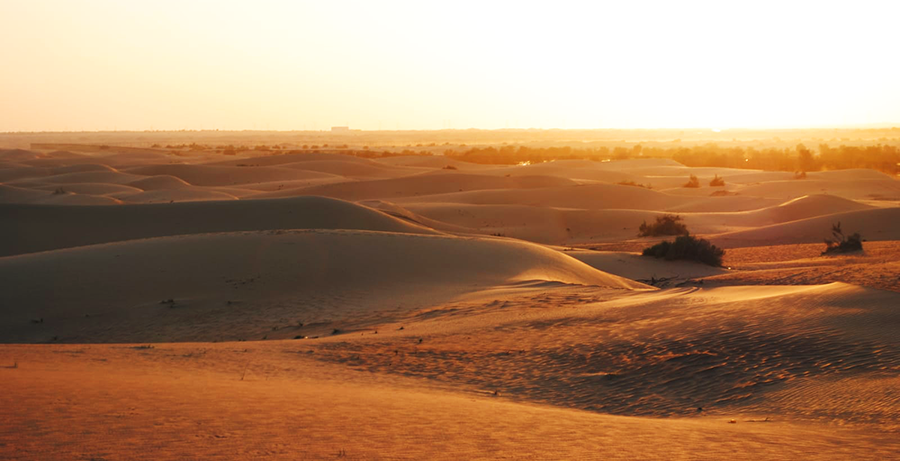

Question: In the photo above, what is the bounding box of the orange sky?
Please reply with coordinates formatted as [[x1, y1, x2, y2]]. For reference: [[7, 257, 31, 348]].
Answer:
[[2, 0, 899, 132]]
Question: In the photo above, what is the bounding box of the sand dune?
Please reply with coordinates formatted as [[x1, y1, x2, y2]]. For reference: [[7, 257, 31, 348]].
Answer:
[[114, 189, 241, 203], [0, 184, 51, 203], [7, 345, 897, 461], [0, 196, 438, 257], [4, 339, 897, 460], [739, 178, 900, 200], [12, 170, 146, 185], [397, 203, 652, 243], [278, 159, 417, 179], [45, 163, 115, 174], [374, 154, 494, 170], [396, 182, 679, 209], [43, 150, 89, 159], [565, 249, 728, 281], [208, 151, 381, 167], [0, 166, 53, 182], [124, 164, 341, 186], [30, 193, 123, 205], [810, 169, 896, 181], [395, 182, 780, 213], [387, 194, 874, 245], [712, 207, 900, 247], [481, 160, 644, 183], [0, 149, 41, 162], [255, 172, 576, 201], [127, 174, 193, 190], [32, 182, 143, 196], [0, 184, 123, 205], [0, 229, 645, 343], [298, 281, 900, 425], [233, 177, 352, 192], [209, 153, 424, 179]]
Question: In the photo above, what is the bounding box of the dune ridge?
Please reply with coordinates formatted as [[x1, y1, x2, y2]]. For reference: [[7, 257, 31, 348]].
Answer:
[[0, 229, 646, 343], [0, 196, 439, 257]]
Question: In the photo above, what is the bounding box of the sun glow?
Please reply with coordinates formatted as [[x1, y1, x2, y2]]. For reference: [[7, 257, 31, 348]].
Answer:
[[2, 0, 899, 131]]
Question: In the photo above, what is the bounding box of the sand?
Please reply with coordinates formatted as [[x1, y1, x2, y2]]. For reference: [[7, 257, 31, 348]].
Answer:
[[1, 146, 898, 459]]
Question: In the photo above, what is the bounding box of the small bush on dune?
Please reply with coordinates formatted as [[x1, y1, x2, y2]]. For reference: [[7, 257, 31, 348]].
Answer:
[[794, 171, 807, 179], [683, 174, 700, 188], [638, 214, 688, 237], [709, 174, 725, 187], [642, 234, 725, 267], [822, 222, 863, 255], [617, 180, 652, 189]]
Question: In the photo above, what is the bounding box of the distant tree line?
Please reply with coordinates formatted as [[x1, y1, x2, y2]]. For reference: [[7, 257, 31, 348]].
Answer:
[[445, 143, 900, 175]]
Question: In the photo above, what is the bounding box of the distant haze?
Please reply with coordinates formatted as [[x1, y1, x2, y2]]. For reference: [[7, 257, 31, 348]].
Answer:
[[2, 0, 899, 131]]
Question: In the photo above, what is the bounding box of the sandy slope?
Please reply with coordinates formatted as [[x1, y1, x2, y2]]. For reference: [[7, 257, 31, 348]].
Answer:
[[711, 207, 900, 247], [383, 194, 870, 245], [253, 172, 576, 200], [564, 249, 727, 281], [3, 342, 896, 461], [0, 196, 438, 257], [2, 280, 898, 459], [0, 229, 644, 343], [123, 164, 342, 186]]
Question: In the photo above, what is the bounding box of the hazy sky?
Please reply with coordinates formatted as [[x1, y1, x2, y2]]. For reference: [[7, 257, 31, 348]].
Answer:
[[2, 0, 899, 131]]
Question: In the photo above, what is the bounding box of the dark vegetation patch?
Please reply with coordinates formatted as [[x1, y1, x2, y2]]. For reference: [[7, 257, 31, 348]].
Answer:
[[642, 235, 725, 267], [822, 222, 863, 255], [638, 214, 688, 237]]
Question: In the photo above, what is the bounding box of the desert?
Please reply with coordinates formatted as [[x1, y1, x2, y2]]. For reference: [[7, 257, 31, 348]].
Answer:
[[3, 1, 900, 458], [1, 132, 899, 459]]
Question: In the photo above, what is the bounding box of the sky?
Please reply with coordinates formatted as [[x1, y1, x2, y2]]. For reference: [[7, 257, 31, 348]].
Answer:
[[2, 0, 899, 132]]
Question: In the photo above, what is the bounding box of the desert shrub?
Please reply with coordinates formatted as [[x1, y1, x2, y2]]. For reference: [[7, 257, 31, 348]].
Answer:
[[822, 222, 863, 254], [442, 164, 458, 170], [638, 214, 689, 237], [223, 148, 236, 156], [710, 190, 736, 196], [52, 187, 67, 195], [617, 180, 652, 189], [793, 171, 807, 179], [642, 234, 725, 267], [683, 174, 700, 188], [709, 174, 725, 187]]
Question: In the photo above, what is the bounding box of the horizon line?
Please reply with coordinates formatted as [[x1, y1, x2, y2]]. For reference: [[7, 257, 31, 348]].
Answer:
[[4, 125, 900, 135]]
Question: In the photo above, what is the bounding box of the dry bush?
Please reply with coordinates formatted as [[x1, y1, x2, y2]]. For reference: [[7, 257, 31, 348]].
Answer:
[[823, 222, 863, 255], [683, 175, 700, 188], [642, 234, 725, 267], [638, 214, 689, 237], [617, 180, 652, 189], [709, 174, 725, 187]]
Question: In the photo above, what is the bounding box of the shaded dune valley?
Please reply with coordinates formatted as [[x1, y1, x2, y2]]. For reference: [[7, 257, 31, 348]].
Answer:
[[2, 146, 900, 460]]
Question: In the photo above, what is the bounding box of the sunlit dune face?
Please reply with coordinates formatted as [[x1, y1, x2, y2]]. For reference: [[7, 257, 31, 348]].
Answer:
[[1, 0, 899, 131]]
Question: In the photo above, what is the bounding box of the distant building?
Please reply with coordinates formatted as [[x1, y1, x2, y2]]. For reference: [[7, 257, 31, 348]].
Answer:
[[331, 126, 350, 133]]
